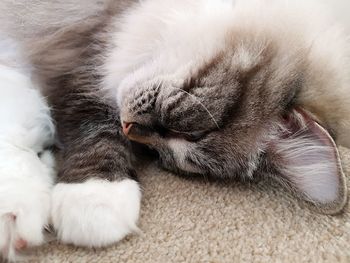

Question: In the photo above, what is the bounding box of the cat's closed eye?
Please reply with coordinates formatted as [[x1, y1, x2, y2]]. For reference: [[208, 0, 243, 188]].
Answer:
[[122, 122, 209, 143]]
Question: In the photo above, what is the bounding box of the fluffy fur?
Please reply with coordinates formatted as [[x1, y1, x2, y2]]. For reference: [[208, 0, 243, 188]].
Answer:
[[116, 0, 350, 214], [110, 0, 350, 147], [0, 36, 55, 261], [0, 35, 141, 260], [51, 179, 141, 247], [0, 0, 349, 261]]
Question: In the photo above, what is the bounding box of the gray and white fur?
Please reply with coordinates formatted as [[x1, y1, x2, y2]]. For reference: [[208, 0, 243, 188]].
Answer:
[[0, 0, 349, 261]]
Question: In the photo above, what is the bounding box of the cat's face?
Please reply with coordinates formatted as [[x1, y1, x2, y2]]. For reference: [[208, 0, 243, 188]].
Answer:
[[120, 38, 297, 176], [118, 31, 346, 214]]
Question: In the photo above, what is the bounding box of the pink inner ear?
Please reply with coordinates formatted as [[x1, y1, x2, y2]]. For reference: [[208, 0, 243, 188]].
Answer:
[[275, 108, 342, 204]]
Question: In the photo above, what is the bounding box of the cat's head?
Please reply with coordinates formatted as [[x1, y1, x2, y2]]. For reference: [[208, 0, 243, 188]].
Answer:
[[109, 1, 347, 214], [119, 36, 346, 214]]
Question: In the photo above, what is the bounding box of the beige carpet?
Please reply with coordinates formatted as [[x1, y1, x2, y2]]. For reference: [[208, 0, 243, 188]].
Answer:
[[28, 148, 350, 263]]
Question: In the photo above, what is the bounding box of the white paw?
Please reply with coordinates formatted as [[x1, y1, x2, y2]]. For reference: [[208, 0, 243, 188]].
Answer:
[[0, 145, 54, 261], [0, 151, 52, 261], [51, 179, 141, 247]]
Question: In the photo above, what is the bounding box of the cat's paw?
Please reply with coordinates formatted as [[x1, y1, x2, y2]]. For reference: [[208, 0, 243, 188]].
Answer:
[[51, 179, 141, 247], [0, 148, 53, 261], [0, 180, 51, 261]]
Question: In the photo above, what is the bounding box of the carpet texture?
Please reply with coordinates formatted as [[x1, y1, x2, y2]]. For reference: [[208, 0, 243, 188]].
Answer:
[[29, 148, 350, 263]]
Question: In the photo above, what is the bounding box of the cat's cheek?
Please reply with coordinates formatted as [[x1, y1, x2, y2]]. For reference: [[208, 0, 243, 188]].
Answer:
[[167, 139, 203, 174], [51, 179, 141, 247]]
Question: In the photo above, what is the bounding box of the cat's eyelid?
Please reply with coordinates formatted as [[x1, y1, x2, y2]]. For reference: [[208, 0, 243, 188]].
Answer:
[[166, 128, 208, 142]]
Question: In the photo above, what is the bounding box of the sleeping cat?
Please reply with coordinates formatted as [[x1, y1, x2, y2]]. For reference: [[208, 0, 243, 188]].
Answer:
[[0, 0, 349, 260]]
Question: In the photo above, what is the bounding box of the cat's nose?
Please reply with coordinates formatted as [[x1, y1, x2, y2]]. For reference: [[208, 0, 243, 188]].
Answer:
[[122, 122, 133, 136]]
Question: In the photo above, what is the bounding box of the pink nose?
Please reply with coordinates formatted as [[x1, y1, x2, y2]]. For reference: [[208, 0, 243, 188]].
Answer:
[[122, 122, 133, 136]]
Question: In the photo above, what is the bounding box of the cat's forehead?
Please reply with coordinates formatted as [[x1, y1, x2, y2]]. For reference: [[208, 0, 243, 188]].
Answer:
[[117, 32, 274, 104], [105, 0, 239, 100]]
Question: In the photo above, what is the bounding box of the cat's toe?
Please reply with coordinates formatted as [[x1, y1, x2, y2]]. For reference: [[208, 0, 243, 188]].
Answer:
[[51, 179, 141, 247], [0, 184, 51, 262]]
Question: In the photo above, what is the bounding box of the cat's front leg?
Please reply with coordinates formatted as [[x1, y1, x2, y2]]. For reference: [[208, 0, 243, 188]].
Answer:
[[50, 91, 141, 247], [0, 65, 55, 261]]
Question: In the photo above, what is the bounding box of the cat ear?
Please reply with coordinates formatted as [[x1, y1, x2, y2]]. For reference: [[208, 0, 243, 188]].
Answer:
[[267, 108, 347, 214]]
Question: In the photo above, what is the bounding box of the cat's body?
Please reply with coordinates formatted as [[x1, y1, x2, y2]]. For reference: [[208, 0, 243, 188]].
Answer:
[[0, 0, 350, 261]]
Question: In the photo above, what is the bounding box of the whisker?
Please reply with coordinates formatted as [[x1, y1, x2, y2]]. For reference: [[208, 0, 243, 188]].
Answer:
[[171, 86, 220, 129]]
